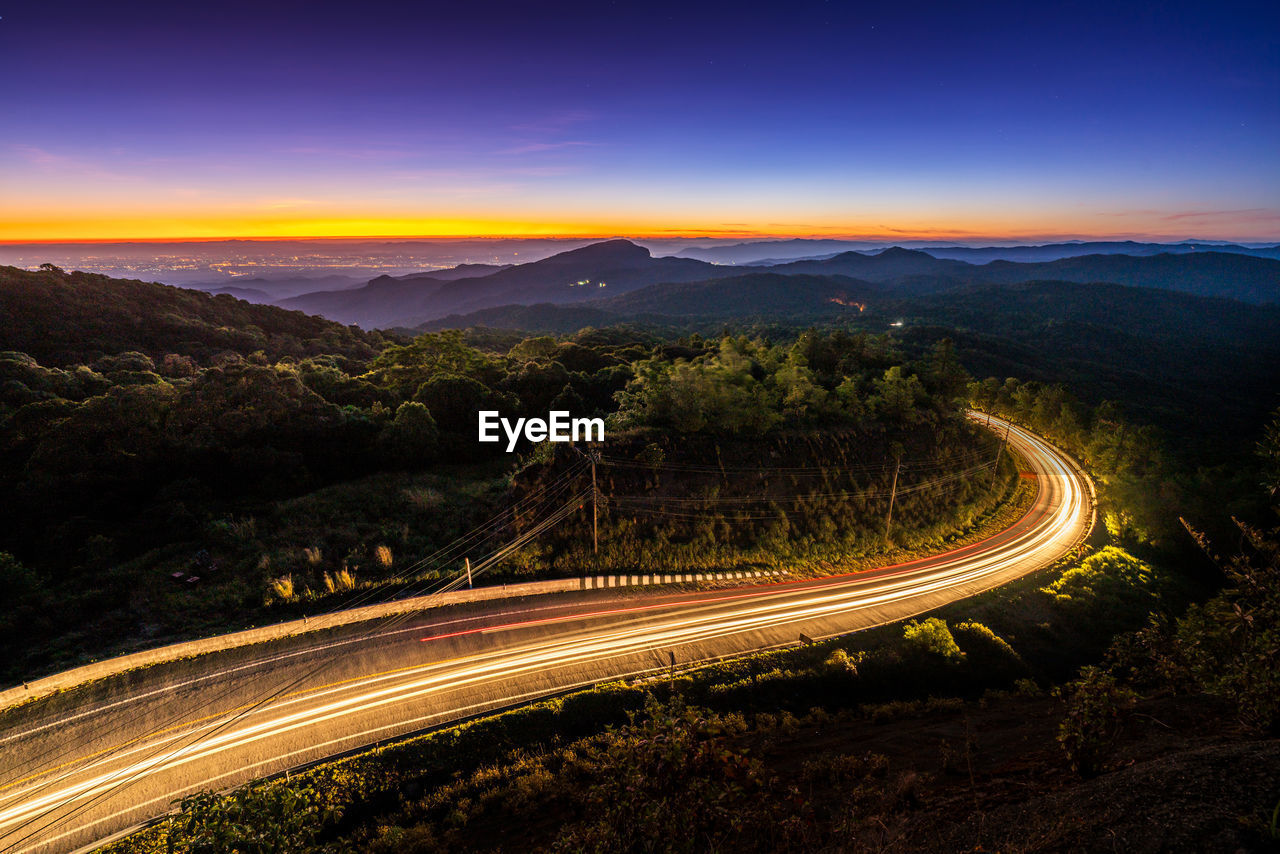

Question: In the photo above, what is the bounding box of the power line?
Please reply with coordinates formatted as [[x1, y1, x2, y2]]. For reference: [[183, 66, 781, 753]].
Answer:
[[0, 457, 592, 798], [2, 468, 598, 849]]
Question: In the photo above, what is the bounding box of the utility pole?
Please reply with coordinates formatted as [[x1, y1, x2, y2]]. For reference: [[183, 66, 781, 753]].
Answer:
[[991, 419, 1011, 487], [464, 557, 472, 589], [591, 452, 599, 556], [884, 452, 902, 544], [571, 444, 603, 559]]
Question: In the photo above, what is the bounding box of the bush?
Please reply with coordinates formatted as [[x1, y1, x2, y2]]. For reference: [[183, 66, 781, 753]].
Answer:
[[1042, 546, 1161, 619], [951, 620, 1027, 683], [901, 618, 963, 662], [1100, 519, 1280, 734], [551, 696, 807, 853], [166, 783, 338, 854], [1169, 521, 1280, 732], [1057, 665, 1136, 777]]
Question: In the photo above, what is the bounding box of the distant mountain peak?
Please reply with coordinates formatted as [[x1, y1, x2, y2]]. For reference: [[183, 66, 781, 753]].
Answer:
[[874, 246, 932, 259], [545, 239, 651, 264]]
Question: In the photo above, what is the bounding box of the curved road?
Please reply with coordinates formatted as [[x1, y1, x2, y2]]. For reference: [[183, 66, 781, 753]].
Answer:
[[0, 415, 1092, 854]]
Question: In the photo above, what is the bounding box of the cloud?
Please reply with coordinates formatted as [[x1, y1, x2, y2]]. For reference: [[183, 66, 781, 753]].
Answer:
[[496, 140, 598, 155], [877, 224, 985, 236], [284, 146, 419, 161], [510, 110, 596, 134], [1160, 208, 1279, 222], [10, 145, 134, 181]]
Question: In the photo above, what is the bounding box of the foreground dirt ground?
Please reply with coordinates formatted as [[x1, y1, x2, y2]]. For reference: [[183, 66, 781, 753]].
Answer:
[[449, 692, 1280, 854]]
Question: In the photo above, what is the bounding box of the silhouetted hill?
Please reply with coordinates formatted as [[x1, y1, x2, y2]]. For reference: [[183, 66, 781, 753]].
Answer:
[[601, 273, 879, 316], [769, 248, 1280, 303], [968, 251, 1280, 303], [890, 279, 1280, 348], [279, 264, 516, 327], [923, 241, 1280, 264], [422, 263, 513, 280], [0, 266, 386, 366], [281, 240, 726, 328], [407, 239, 725, 322], [888, 280, 1280, 437], [191, 274, 368, 300], [281, 273, 450, 328], [673, 238, 1280, 266], [207, 286, 272, 302], [422, 270, 1279, 347], [417, 274, 1280, 438], [672, 238, 883, 264], [764, 247, 971, 282], [414, 273, 880, 332]]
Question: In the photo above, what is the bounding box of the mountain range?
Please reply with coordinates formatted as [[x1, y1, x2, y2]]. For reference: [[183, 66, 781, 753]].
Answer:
[[267, 238, 1280, 328], [667, 238, 1280, 266]]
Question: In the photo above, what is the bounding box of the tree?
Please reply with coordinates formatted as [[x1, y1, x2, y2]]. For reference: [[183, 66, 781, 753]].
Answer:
[[924, 338, 968, 404], [412, 374, 518, 452], [378, 402, 439, 466], [1260, 406, 1280, 500], [367, 330, 500, 398], [870, 366, 924, 425]]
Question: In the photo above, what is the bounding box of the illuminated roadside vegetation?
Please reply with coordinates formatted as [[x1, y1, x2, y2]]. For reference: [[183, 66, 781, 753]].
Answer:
[[104, 457, 1280, 852], [99, 395, 1280, 852], [508, 333, 1021, 578]]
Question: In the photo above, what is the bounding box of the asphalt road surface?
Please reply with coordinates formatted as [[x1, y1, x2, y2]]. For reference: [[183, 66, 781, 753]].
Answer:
[[0, 415, 1092, 853]]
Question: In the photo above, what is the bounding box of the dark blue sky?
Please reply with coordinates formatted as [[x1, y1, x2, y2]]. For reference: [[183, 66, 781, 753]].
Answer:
[[2, 0, 1277, 240]]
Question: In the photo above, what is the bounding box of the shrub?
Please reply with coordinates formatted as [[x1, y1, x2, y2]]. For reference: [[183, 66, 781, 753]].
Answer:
[[1042, 546, 1160, 617], [1057, 665, 1136, 777], [165, 783, 337, 854], [1169, 520, 1280, 732], [901, 618, 963, 661], [951, 620, 1027, 683], [552, 696, 808, 853]]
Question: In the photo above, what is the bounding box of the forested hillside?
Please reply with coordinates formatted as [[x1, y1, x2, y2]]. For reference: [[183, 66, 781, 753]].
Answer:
[[0, 272, 1005, 677], [0, 265, 388, 366]]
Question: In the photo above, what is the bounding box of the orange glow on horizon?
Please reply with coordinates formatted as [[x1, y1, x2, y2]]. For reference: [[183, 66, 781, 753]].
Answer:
[[0, 211, 1258, 245]]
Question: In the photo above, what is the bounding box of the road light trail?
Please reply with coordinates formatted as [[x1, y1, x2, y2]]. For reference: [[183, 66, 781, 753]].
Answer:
[[0, 415, 1092, 854]]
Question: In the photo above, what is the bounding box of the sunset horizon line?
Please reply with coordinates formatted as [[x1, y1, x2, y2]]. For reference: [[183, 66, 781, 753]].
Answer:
[[3, 231, 1277, 247]]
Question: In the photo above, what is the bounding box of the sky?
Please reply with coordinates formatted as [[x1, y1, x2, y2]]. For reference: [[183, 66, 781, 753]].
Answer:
[[1, 0, 1278, 242]]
